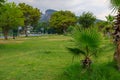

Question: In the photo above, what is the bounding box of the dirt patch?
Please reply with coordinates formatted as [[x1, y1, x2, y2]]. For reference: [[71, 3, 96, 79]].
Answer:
[[0, 39, 24, 44], [47, 38, 71, 41]]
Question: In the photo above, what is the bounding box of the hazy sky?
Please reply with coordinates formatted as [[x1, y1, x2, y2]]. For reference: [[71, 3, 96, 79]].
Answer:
[[8, 0, 114, 20]]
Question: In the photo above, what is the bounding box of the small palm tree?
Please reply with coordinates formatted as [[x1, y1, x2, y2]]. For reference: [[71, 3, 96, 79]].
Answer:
[[68, 27, 104, 69], [78, 12, 96, 28], [110, 0, 120, 70], [104, 14, 115, 38]]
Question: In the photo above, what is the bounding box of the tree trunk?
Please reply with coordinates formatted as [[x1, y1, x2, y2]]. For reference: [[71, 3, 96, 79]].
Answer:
[[24, 26, 28, 37], [13, 35, 15, 39], [3, 30, 8, 40], [114, 41, 120, 70], [113, 9, 120, 70], [63, 27, 67, 34]]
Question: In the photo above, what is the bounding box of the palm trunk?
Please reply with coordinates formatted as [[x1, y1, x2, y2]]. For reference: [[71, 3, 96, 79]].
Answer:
[[82, 57, 92, 69], [114, 42, 120, 70], [113, 9, 120, 70]]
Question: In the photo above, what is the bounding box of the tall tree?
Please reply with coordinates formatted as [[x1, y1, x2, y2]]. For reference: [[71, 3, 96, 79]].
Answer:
[[0, 2, 24, 40], [0, 0, 5, 32], [78, 12, 96, 28], [110, 0, 120, 70], [49, 10, 77, 34], [19, 3, 41, 37]]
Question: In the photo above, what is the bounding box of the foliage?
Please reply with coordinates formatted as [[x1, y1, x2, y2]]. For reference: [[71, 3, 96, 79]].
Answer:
[[105, 14, 114, 30], [33, 22, 48, 33], [78, 12, 96, 28], [49, 10, 77, 34], [0, 2, 24, 40], [61, 62, 120, 80], [110, 0, 120, 11], [72, 27, 104, 57], [67, 27, 105, 68], [95, 21, 106, 32], [19, 3, 41, 37], [66, 26, 74, 34], [0, 0, 5, 6], [95, 14, 114, 37], [104, 14, 115, 36], [110, 0, 120, 70], [105, 14, 115, 25]]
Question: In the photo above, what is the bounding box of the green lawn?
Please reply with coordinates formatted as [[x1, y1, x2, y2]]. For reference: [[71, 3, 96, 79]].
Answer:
[[0, 35, 118, 80], [0, 35, 76, 80]]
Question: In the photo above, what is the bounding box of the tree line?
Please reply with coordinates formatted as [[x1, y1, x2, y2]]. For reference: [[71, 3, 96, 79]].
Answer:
[[0, 1, 41, 40], [0, 0, 115, 40]]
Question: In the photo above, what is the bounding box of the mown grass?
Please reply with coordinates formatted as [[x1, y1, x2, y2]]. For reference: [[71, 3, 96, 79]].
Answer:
[[0, 35, 76, 80], [0, 35, 119, 80]]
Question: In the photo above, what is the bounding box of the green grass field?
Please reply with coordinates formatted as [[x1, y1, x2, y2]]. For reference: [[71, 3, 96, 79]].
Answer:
[[0, 35, 119, 80]]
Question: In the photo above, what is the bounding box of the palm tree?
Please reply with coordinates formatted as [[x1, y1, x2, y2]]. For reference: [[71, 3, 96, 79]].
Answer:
[[105, 14, 114, 25], [78, 12, 96, 28], [104, 14, 115, 38], [67, 27, 104, 69], [110, 0, 120, 70]]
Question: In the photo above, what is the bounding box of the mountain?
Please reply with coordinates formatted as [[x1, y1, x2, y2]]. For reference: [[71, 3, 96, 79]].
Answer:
[[40, 9, 57, 22]]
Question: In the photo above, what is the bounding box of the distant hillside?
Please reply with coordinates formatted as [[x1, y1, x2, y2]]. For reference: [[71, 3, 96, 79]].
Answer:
[[95, 19, 104, 23], [40, 9, 57, 22]]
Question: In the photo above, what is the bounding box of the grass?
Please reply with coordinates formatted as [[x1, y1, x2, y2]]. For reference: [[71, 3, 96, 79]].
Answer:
[[0, 35, 76, 80], [0, 35, 119, 80]]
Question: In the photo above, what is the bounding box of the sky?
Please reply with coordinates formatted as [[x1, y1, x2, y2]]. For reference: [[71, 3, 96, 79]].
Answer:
[[8, 0, 114, 20]]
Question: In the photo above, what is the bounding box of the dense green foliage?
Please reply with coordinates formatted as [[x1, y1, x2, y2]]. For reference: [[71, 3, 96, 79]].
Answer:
[[104, 14, 114, 35], [33, 22, 48, 33], [0, 2, 24, 40], [0, 0, 5, 6], [73, 27, 103, 55], [96, 15, 114, 35], [68, 27, 105, 68], [50, 10, 77, 34], [61, 62, 120, 80], [105, 14, 115, 25], [78, 12, 96, 28], [19, 3, 41, 37]]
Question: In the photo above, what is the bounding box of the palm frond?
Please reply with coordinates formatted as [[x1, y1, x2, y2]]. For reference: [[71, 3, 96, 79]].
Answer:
[[67, 47, 85, 56], [110, 0, 120, 11], [73, 27, 103, 49]]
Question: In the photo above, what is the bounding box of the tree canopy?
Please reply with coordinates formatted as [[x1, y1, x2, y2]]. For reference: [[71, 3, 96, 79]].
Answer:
[[19, 3, 41, 37], [0, 2, 24, 40], [49, 10, 77, 34]]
